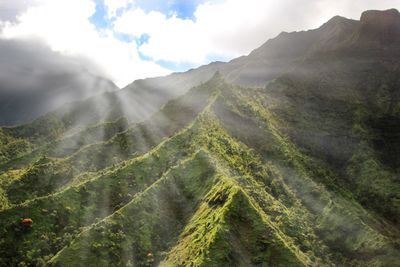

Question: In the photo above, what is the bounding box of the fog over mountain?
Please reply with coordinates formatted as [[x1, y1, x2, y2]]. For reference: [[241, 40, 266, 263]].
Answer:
[[0, 7, 399, 267], [0, 38, 117, 125]]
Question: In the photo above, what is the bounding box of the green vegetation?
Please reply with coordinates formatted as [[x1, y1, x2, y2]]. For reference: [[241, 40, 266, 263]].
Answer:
[[0, 73, 398, 266], [2, 9, 400, 264]]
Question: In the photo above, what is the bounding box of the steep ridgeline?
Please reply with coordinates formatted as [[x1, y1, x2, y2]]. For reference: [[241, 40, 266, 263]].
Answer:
[[118, 8, 400, 101], [1, 9, 398, 165], [0, 72, 399, 266], [0, 8, 399, 267]]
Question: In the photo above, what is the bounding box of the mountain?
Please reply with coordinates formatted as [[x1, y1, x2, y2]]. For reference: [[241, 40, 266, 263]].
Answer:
[[0, 38, 118, 126], [0, 8, 400, 266]]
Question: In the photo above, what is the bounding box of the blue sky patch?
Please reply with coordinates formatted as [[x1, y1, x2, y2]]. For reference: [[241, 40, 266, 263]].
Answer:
[[89, 0, 110, 30], [155, 60, 197, 72], [89, 0, 212, 73], [138, 51, 197, 72], [133, 0, 205, 20], [89, 0, 206, 32]]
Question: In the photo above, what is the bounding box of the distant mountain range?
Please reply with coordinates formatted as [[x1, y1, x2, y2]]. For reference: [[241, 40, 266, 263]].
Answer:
[[0, 9, 399, 266]]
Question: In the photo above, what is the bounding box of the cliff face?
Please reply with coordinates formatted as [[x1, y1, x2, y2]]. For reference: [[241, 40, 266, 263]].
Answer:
[[359, 9, 400, 45]]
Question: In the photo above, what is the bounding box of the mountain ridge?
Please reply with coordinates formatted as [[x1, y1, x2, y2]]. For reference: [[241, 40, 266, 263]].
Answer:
[[0, 9, 400, 266]]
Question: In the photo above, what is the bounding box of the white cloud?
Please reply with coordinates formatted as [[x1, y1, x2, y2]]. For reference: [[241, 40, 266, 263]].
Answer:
[[0, 0, 41, 21], [113, 0, 400, 64], [1, 0, 169, 87], [103, 0, 134, 18], [114, 9, 210, 64], [1, 0, 399, 87]]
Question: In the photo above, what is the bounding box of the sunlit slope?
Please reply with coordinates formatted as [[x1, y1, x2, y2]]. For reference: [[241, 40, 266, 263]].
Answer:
[[2, 8, 398, 168], [0, 74, 399, 266], [0, 80, 213, 207]]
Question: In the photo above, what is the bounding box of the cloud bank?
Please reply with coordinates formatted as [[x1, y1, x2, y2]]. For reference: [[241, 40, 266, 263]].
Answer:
[[0, 0, 399, 88], [0, 38, 117, 125]]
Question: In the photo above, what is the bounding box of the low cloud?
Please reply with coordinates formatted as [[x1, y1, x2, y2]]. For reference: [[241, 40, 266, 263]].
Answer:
[[0, 0, 399, 88], [0, 38, 117, 125], [0, 0, 169, 87], [113, 0, 399, 64], [0, 0, 40, 22]]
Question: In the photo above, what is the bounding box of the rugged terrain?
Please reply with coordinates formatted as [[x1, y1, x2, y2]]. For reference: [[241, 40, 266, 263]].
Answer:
[[0, 9, 399, 266]]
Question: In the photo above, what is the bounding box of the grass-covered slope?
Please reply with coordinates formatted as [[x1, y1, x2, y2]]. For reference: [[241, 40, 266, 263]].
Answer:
[[0, 81, 213, 207], [0, 73, 399, 266], [1, 10, 400, 265]]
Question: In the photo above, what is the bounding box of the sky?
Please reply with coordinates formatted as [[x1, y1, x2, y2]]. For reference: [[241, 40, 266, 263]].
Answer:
[[0, 0, 399, 87]]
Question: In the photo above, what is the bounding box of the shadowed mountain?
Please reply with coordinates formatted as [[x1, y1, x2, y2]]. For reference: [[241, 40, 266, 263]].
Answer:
[[0, 9, 400, 267], [0, 39, 118, 126]]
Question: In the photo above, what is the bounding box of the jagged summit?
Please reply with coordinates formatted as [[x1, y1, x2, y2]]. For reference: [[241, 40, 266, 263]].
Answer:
[[317, 15, 358, 37], [321, 15, 355, 27], [360, 8, 400, 24], [358, 8, 400, 45]]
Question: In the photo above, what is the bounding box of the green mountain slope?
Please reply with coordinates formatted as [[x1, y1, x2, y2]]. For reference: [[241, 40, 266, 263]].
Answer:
[[0, 73, 399, 266], [0, 8, 400, 267]]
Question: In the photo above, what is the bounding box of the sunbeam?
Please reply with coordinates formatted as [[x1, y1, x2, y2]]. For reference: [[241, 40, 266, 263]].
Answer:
[[1, 3, 400, 267]]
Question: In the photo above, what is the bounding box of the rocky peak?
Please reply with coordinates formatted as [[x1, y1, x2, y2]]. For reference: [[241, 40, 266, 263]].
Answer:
[[360, 8, 400, 25], [358, 9, 400, 45], [321, 15, 355, 29]]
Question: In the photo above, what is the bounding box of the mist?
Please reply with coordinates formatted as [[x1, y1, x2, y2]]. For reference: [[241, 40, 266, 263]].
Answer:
[[0, 4, 399, 267], [0, 38, 117, 125]]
